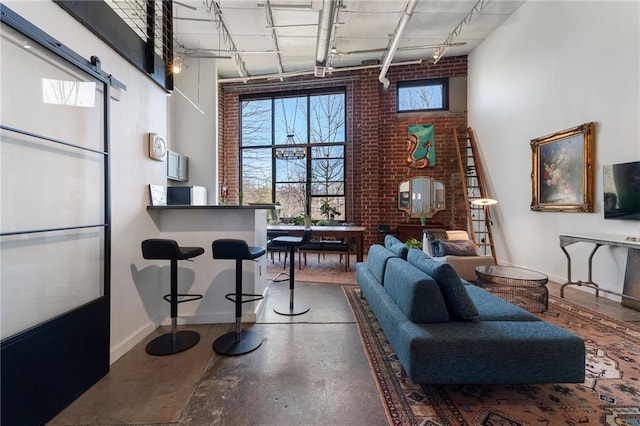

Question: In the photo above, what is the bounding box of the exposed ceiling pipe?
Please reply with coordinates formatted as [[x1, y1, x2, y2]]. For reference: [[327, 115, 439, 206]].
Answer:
[[434, 0, 487, 64], [218, 58, 423, 84], [378, 0, 419, 90], [314, 0, 338, 77]]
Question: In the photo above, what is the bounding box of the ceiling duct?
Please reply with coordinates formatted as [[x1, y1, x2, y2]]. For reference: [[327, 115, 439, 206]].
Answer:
[[314, 0, 339, 77], [378, 0, 418, 90]]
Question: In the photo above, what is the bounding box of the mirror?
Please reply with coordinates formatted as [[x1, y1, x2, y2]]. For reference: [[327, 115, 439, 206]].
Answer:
[[398, 177, 445, 218]]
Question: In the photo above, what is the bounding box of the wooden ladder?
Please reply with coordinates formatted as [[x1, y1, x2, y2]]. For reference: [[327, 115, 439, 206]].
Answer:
[[453, 127, 497, 262]]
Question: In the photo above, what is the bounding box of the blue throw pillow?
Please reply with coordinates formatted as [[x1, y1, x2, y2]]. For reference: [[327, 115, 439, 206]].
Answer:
[[384, 234, 408, 259], [407, 249, 479, 321]]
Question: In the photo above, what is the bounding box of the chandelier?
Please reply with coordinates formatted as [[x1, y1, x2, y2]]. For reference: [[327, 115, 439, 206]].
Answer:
[[274, 134, 305, 160]]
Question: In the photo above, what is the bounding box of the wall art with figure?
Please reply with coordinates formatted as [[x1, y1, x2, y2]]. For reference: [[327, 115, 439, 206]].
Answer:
[[407, 124, 435, 168]]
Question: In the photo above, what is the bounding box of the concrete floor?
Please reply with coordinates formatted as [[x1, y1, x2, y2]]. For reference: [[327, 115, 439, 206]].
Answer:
[[48, 279, 640, 426], [49, 282, 388, 426]]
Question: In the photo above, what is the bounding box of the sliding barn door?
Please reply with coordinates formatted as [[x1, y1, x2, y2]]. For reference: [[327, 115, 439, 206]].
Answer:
[[1, 6, 112, 425]]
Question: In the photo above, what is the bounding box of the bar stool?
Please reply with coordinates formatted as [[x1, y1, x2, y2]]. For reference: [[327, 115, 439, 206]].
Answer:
[[212, 239, 266, 355], [271, 228, 312, 316], [141, 239, 204, 356]]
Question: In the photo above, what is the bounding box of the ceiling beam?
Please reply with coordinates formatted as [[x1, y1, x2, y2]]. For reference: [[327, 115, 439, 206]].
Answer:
[[264, 0, 285, 78], [203, 0, 249, 79]]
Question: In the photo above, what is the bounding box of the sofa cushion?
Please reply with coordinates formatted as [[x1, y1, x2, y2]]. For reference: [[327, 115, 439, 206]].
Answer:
[[432, 239, 478, 257], [385, 234, 409, 259], [384, 258, 449, 323], [465, 285, 539, 321], [365, 244, 398, 285], [407, 249, 479, 321]]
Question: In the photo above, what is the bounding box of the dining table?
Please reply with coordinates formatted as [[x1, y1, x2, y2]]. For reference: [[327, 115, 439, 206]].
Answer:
[[266, 224, 367, 262]]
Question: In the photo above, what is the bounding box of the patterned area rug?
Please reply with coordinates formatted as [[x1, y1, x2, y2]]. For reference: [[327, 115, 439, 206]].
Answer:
[[267, 252, 357, 285], [343, 286, 640, 425]]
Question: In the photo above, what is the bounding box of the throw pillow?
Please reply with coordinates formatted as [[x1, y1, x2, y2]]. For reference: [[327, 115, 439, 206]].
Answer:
[[426, 229, 448, 242], [407, 249, 479, 321], [384, 234, 409, 259], [431, 239, 478, 257]]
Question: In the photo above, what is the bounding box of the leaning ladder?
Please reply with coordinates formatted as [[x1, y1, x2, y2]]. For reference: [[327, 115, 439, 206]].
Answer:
[[453, 127, 497, 262]]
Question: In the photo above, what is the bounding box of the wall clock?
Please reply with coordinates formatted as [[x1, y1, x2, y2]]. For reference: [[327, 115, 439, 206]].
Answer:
[[148, 133, 167, 161]]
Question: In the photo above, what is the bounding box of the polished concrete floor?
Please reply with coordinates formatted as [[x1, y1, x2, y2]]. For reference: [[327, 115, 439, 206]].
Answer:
[[49, 279, 640, 425], [49, 281, 388, 426]]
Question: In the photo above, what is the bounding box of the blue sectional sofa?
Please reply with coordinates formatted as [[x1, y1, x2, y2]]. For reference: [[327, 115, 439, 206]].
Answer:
[[355, 235, 585, 385]]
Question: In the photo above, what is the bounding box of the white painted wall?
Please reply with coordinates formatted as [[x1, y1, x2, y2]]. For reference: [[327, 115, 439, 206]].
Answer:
[[468, 1, 640, 298], [168, 57, 219, 203], [5, 1, 175, 362], [9, 0, 638, 366]]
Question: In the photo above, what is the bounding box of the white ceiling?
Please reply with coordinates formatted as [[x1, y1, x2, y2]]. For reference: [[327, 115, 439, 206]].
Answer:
[[171, 0, 525, 81]]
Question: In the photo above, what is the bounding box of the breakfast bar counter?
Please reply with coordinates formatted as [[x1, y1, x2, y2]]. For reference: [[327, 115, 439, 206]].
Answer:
[[145, 204, 277, 325]]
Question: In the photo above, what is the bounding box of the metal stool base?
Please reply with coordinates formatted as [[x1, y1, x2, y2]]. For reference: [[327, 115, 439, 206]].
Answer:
[[213, 330, 263, 355], [146, 330, 200, 356], [273, 301, 310, 316]]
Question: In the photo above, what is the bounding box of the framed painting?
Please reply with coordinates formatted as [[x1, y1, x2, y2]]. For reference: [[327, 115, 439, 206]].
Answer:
[[531, 122, 595, 212], [407, 124, 435, 168]]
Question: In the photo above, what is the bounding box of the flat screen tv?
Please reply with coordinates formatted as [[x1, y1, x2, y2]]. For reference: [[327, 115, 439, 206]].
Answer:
[[603, 160, 640, 220]]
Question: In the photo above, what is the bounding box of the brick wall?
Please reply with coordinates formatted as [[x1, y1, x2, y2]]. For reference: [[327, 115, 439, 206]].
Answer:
[[220, 56, 469, 248]]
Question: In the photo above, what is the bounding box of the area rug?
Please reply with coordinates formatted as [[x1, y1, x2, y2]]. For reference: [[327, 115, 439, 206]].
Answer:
[[343, 286, 640, 426], [267, 252, 357, 285]]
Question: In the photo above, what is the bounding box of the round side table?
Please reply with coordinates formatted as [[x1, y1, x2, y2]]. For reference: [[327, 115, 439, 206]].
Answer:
[[475, 265, 549, 313]]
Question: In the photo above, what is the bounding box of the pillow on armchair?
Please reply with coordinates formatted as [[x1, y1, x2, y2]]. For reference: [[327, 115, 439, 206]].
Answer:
[[422, 229, 448, 256], [422, 229, 496, 282], [431, 239, 478, 257]]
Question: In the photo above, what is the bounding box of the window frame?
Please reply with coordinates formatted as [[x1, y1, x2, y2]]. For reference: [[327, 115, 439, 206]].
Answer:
[[396, 78, 449, 113], [239, 88, 347, 220]]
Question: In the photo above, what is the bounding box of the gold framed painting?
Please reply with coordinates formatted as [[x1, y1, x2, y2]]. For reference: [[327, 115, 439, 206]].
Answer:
[[531, 122, 595, 212]]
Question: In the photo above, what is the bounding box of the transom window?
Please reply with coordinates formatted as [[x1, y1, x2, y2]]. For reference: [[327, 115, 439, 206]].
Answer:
[[397, 78, 448, 112], [240, 89, 346, 223]]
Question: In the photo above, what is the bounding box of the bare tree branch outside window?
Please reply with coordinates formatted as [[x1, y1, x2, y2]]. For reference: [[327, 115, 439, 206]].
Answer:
[[240, 91, 346, 222]]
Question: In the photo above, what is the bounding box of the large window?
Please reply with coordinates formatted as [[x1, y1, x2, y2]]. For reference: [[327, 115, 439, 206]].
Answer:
[[397, 78, 448, 112], [240, 89, 346, 223]]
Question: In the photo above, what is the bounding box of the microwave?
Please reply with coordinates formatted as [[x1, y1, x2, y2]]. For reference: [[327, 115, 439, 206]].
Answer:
[[167, 186, 207, 205]]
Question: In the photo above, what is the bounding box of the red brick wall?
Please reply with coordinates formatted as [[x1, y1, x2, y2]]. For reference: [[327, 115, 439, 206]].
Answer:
[[220, 56, 469, 248]]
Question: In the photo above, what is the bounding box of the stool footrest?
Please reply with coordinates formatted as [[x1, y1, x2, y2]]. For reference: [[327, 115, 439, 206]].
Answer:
[[224, 293, 264, 304], [163, 293, 203, 304]]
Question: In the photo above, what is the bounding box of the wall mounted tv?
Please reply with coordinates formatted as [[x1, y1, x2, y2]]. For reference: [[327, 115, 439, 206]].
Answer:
[[603, 160, 640, 220]]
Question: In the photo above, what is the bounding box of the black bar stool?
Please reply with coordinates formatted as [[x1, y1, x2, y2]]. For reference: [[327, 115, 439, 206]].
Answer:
[[141, 239, 204, 356], [267, 230, 291, 283], [271, 228, 312, 316], [212, 239, 266, 355]]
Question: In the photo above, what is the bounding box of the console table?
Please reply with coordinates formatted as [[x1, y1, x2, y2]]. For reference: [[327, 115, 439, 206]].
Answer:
[[397, 223, 446, 243], [559, 233, 640, 310]]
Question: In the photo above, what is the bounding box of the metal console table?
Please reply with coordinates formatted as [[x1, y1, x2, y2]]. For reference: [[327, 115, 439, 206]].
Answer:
[[559, 233, 640, 310]]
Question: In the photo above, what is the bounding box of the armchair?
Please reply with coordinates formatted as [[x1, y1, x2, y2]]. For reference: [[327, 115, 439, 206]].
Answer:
[[422, 229, 496, 282]]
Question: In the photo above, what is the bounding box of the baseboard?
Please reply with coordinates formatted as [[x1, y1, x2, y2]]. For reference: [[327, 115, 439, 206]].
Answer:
[[110, 321, 157, 363], [109, 290, 269, 363]]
